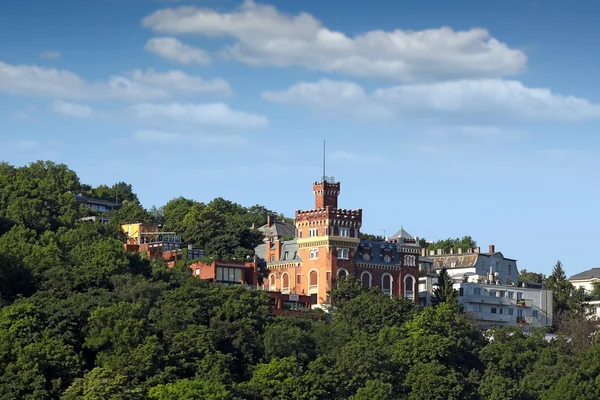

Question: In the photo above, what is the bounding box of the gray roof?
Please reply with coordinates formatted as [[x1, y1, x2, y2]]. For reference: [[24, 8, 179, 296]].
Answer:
[[391, 226, 414, 240], [569, 268, 600, 281], [253, 239, 302, 263], [258, 221, 296, 239]]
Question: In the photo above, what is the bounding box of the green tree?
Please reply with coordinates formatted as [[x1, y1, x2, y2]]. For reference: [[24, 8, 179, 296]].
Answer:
[[149, 378, 232, 400], [518, 269, 546, 283], [545, 260, 577, 323], [431, 267, 458, 307]]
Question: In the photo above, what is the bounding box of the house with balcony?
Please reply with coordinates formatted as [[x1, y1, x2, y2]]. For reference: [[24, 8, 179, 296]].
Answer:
[[75, 195, 121, 214], [418, 275, 553, 330]]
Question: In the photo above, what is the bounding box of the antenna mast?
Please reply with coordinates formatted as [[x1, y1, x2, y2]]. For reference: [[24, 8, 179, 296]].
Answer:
[[322, 140, 326, 182]]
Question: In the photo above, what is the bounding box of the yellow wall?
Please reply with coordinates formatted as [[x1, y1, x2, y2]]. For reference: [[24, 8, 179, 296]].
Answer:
[[121, 223, 159, 244]]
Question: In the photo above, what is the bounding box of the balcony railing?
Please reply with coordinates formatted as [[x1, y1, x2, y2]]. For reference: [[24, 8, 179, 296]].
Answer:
[[281, 287, 290, 294], [308, 284, 318, 293]]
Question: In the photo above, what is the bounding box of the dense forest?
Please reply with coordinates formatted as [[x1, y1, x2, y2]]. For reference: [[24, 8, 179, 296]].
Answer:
[[2, 160, 600, 399]]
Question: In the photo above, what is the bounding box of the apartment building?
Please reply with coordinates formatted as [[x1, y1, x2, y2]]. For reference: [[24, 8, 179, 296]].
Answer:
[[418, 275, 553, 330]]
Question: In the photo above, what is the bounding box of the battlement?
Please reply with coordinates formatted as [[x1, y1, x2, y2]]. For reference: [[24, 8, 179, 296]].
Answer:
[[313, 180, 340, 190], [295, 207, 363, 222], [313, 180, 340, 209]]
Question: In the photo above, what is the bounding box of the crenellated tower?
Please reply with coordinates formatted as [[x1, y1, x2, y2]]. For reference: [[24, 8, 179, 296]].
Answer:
[[294, 177, 362, 304]]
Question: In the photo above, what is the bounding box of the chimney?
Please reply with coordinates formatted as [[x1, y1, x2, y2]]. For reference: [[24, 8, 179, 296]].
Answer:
[[274, 239, 281, 261], [457, 248, 462, 254], [429, 250, 435, 256], [267, 215, 274, 227], [251, 223, 256, 230], [450, 248, 455, 255], [475, 247, 480, 253], [436, 249, 442, 255], [421, 248, 426, 257], [489, 244, 495, 253]]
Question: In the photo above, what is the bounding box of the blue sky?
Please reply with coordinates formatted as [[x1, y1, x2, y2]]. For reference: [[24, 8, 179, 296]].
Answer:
[[1, 0, 599, 277]]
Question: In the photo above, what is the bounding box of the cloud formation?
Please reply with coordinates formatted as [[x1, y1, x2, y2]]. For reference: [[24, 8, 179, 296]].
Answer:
[[52, 100, 92, 118], [0, 61, 231, 101], [129, 102, 269, 128], [134, 130, 246, 146], [143, 0, 526, 81], [145, 37, 211, 65], [262, 79, 600, 122]]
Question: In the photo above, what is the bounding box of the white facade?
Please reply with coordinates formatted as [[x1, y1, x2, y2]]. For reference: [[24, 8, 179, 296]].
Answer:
[[427, 246, 520, 284], [419, 275, 553, 330]]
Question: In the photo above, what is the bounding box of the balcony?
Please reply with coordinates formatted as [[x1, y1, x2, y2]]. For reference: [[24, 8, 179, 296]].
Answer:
[[308, 284, 318, 293], [460, 294, 512, 306], [467, 312, 512, 323], [516, 299, 533, 308], [281, 287, 290, 295]]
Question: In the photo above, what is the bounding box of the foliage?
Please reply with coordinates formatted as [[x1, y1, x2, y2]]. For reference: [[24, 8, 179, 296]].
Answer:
[[431, 267, 459, 307], [519, 269, 547, 283], [2, 160, 599, 399], [421, 236, 477, 252]]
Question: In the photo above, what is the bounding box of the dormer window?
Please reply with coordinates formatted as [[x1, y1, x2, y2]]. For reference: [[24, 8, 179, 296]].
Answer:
[[283, 251, 289, 260], [362, 253, 370, 261], [384, 255, 391, 263]]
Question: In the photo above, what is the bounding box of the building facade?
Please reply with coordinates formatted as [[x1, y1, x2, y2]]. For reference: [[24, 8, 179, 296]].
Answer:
[[568, 268, 600, 294], [418, 275, 553, 329], [254, 178, 420, 306], [427, 244, 519, 284]]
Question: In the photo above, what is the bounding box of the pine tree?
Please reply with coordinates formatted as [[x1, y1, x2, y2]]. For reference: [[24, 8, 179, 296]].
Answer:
[[431, 267, 458, 307]]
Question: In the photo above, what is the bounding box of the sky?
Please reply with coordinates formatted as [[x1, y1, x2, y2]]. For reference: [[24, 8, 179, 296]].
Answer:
[[1, 0, 600, 277]]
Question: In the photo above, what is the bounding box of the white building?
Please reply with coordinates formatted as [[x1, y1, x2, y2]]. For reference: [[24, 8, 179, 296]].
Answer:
[[568, 268, 600, 294], [419, 276, 554, 330], [426, 244, 519, 284]]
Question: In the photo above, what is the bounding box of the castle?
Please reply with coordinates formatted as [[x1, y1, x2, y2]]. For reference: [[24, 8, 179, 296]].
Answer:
[[254, 177, 420, 306]]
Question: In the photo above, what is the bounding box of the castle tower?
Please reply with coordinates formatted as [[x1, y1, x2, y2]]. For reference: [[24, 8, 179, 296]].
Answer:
[[313, 179, 340, 209], [295, 177, 362, 305]]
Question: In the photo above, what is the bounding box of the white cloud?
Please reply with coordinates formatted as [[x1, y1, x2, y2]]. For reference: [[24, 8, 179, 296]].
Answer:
[[262, 78, 600, 122], [142, 1, 526, 81], [145, 37, 211, 65], [130, 68, 232, 96], [52, 100, 92, 118], [129, 102, 269, 128], [134, 130, 246, 146], [40, 51, 61, 60], [0, 60, 231, 101]]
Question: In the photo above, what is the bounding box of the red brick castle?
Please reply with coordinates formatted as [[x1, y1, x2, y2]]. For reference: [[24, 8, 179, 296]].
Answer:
[[255, 176, 420, 306]]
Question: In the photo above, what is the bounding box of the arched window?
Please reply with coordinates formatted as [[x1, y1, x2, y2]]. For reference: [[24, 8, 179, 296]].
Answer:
[[382, 273, 393, 297], [404, 274, 415, 300], [383, 255, 391, 263], [281, 273, 290, 294], [309, 270, 318, 293], [337, 268, 348, 277], [361, 271, 372, 288], [268, 274, 275, 290]]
